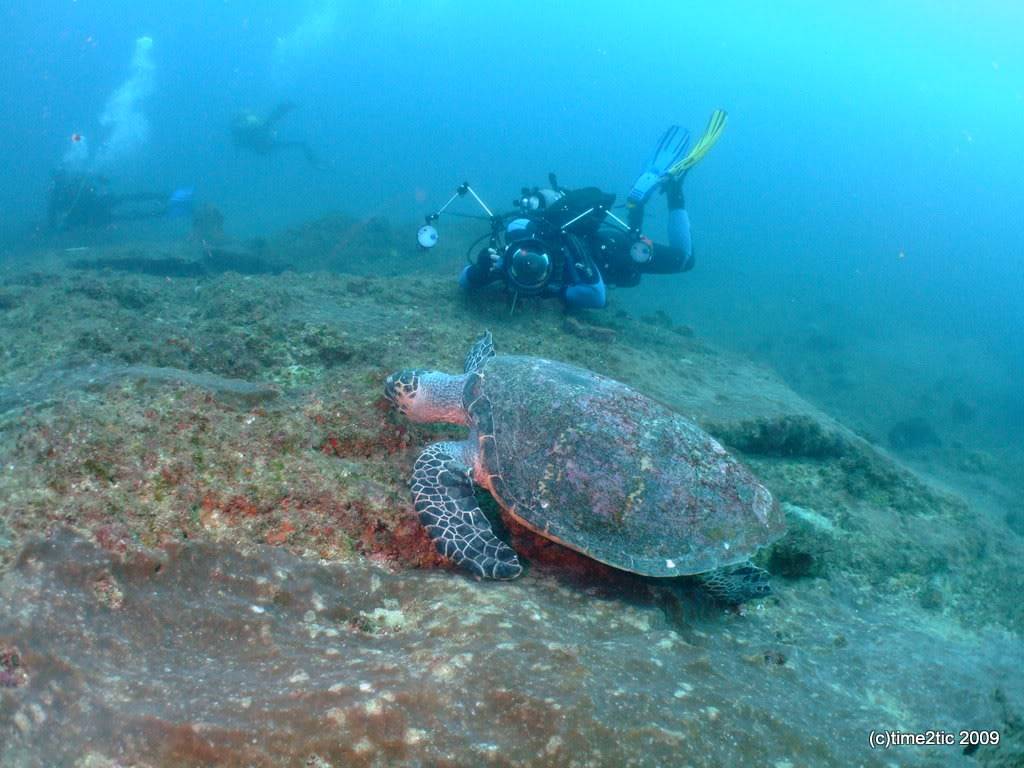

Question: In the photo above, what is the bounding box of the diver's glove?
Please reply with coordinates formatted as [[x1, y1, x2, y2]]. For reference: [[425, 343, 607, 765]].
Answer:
[[627, 125, 690, 207], [475, 246, 502, 273]]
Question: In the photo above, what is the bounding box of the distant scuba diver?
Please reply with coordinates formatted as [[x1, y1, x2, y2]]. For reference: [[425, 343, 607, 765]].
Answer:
[[47, 168, 193, 232], [230, 102, 324, 168], [418, 110, 728, 310]]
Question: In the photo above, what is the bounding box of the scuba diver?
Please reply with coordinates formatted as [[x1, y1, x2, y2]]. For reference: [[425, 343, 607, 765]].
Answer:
[[418, 110, 727, 310], [47, 168, 192, 232], [230, 102, 324, 168]]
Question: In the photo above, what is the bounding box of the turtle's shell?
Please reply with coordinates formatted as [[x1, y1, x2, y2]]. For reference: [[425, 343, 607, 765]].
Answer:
[[464, 355, 785, 576]]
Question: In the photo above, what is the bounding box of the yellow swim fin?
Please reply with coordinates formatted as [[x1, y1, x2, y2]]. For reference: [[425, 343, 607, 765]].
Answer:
[[668, 109, 728, 177]]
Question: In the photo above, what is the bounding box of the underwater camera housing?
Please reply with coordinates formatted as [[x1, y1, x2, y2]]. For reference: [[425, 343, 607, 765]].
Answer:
[[417, 178, 647, 297], [501, 235, 557, 295]]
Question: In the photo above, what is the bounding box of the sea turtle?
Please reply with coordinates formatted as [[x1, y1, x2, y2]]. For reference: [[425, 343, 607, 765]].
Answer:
[[384, 332, 785, 604]]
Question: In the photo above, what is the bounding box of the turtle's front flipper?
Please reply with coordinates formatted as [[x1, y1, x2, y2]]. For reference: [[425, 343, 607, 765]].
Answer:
[[696, 562, 772, 605], [411, 441, 522, 580], [464, 331, 495, 374]]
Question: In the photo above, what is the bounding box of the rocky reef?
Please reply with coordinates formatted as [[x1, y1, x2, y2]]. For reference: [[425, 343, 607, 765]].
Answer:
[[1, 228, 1022, 766]]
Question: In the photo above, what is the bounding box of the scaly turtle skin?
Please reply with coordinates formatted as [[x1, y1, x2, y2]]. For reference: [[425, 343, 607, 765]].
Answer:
[[384, 332, 785, 604]]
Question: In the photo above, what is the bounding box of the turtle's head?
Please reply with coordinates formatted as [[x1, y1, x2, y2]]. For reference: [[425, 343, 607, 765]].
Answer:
[[385, 368, 469, 425], [384, 369, 424, 417]]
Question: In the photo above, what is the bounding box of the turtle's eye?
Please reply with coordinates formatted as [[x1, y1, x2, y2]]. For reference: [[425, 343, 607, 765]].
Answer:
[[384, 370, 419, 410]]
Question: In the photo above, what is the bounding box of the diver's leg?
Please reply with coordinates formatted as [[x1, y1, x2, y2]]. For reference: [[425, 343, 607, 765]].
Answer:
[[270, 140, 323, 168], [627, 202, 645, 232], [109, 193, 169, 222], [664, 179, 692, 254], [112, 210, 167, 222], [627, 180, 693, 275], [300, 143, 323, 168], [269, 140, 303, 153], [664, 178, 694, 270], [265, 101, 297, 126], [112, 192, 166, 203]]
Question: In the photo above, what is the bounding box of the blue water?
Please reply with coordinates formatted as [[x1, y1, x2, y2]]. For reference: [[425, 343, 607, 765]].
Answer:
[[1, 1, 1021, 440]]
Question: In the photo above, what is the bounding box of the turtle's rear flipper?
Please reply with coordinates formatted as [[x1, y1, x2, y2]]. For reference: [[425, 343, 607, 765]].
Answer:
[[412, 441, 522, 580], [696, 562, 772, 605]]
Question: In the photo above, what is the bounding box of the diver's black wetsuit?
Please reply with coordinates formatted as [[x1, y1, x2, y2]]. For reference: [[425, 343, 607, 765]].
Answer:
[[230, 102, 322, 168], [48, 171, 168, 232], [596, 178, 694, 287]]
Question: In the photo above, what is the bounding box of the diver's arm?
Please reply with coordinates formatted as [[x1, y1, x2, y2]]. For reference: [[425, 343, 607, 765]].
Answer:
[[459, 264, 488, 290], [459, 248, 503, 291], [459, 263, 506, 291]]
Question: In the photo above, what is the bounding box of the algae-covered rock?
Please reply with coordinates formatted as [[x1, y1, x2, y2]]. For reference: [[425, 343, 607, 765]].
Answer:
[[1007, 507, 1024, 538], [0, 289, 21, 311], [1, 530, 1019, 768], [916, 577, 945, 612], [640, 308, 693, 337], [977, 688, 1024, 767], [296, 323, 358, 367], [711, 414, 848, 459], [766, 503, 836, 579], [0, 227, 1023, 767], [0, 515, 11, 552]]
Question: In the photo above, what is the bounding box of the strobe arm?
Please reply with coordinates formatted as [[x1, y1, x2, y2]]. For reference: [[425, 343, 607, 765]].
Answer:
[[417, 183, 496, 250]]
